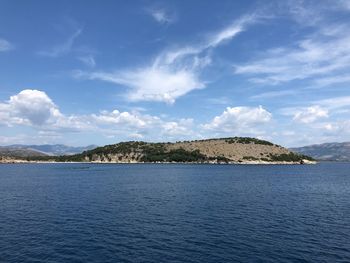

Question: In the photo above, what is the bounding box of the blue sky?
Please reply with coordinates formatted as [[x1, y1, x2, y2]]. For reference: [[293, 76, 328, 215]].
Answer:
[[1, 0, 350, 147]]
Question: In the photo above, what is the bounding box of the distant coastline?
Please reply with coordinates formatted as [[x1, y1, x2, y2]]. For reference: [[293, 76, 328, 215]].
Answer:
[[0, 137, 316, 165], [0, 159, 316, 165]]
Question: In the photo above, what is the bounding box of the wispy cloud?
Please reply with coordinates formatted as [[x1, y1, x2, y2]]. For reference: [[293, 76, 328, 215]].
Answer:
[[205, 96, 232, 105], [315, 96, 350, 110], [158, 14, 257, 65], [38, 28, 82, 57], [0, 38, 14, 52], [284, 0, 324, 26], [250, 90, 297, 100], [78, 55, 96, 67], [78, 14, 260, 104], [148, 8, 175, 24], [314, 74, 350, 87], [235, 27, 350, 85], [81, 68, 204, 104], [207, 15, 257, 48], [234, 1, 350, 89]]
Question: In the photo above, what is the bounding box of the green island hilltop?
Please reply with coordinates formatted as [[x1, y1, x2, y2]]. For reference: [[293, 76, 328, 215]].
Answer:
[[1, 137, 316, 164]]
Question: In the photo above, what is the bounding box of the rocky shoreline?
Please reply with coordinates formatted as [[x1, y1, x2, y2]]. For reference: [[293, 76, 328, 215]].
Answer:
[[0, 158, 316, 165]]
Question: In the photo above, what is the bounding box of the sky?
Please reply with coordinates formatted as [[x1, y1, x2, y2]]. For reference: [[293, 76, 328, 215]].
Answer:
[[0, 0, 350, 147]]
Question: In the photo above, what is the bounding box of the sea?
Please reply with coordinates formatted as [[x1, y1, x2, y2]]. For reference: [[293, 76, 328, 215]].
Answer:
[[0, 163, 349, 262]]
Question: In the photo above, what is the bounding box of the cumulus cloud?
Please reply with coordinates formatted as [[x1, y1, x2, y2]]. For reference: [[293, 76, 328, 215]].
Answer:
[[0, 90, 105, 130], [203, 106, 272, 134], [290, 119, 350, 145], [277, 95, 350, 144], [0, 38, 14, 52], [161, 118, 194, 137], [78, 14, 259, 103], [281, 96, 350, 122], [91, 111, 195, 140], [92, 109, 159, 129], [0, 90, 279, 144], [293, 106, 328, 123], [0, 90, 61, 126], [0, 89, 197, 141]]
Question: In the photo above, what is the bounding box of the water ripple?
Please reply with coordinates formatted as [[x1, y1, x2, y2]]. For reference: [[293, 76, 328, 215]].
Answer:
[[0, 163, 349, 262]]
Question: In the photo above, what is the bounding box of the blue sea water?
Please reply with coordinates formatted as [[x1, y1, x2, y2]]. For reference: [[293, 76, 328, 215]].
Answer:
[[0, 163, 349, 263]]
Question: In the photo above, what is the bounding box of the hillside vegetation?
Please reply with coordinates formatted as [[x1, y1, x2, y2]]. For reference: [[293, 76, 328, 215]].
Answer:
[[20, 137, 314, 164]]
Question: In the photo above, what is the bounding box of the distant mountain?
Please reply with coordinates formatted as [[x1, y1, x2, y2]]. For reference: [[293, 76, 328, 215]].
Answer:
[[0, 146, 48, 158], [2, 144, 97, 157], [291, 142, 350, 161]]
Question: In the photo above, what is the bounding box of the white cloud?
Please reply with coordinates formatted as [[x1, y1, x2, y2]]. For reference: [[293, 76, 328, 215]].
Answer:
[[0, 38, 14, 52], [0, 90, 279, 144], [78, 14, 259, 103], [322, 120, 350, 133], [207, 15, 256, 48], [161, 118, 194, 137], [234, 21, 350, 86], [0, 90, 92, 131], [315, 96, 350, 110], [149, 8, 174, 24], [251, 90, 296, 100], [203, 106, 272, 133], [39, 28, 82, 57], [0, 103, 12, 126], [280, 96, 350, 116], [0, 134, 32, 145], [0, 89, 61, 126], [279, 96, 350, 131], [91, 111, 195, 140], [293, 106, 328, 123], [0, 89, 198, 141], [314, 75, 350, 87], [85, 68, 204, 104], [291, 119, 350, 145], [5, 90, 349, 146], [285, 0, 324, 26], [159, 15, 256, 65], [92, 110, 159, 129], [78, 55, 96, 67]]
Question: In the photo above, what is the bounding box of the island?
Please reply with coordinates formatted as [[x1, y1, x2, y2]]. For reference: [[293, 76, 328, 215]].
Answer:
[[0, 137, 316, 164]]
